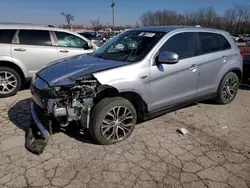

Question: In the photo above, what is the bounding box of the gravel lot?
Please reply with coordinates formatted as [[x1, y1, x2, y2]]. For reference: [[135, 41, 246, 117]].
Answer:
[[0, 88, 250, 188]]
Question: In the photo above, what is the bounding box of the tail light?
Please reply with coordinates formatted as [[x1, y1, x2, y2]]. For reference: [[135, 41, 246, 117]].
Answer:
[[240, 50, 244, 59]]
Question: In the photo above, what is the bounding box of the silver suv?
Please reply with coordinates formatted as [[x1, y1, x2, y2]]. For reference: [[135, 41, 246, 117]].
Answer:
[[28, 26, 243, 153], [0, 24, 97, 97]]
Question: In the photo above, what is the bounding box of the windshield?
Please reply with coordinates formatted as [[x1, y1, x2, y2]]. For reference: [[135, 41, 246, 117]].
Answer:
[[92, 31, 165, 62]]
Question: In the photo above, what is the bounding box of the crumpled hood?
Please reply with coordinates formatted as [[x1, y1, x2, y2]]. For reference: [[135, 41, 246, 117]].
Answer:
[[37, 54, 128, 86]]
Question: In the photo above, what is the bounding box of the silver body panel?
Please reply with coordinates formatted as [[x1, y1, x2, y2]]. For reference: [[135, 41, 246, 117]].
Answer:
[[94, 27, 243, 112]]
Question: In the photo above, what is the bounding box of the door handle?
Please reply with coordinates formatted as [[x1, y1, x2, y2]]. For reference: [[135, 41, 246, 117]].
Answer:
[[14, 48, 26, 52], [189, 64, 198, 71], [220, 56, 227, 63], [59, 50, 69, 53]]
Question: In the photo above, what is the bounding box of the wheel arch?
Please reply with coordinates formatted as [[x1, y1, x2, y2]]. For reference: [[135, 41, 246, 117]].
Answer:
[[216, 67, 242, 92], [96, 85, 148, 121], [0, 60, 27, 84]]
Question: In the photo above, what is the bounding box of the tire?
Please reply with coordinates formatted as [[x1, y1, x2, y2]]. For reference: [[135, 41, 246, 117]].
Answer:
[[0, 67, 22, 98], [215, 72, 239, 104], [89, 97, 137, 145]]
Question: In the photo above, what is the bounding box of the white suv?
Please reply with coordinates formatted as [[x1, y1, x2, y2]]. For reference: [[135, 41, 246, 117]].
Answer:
[[0, 23, 97, 97]]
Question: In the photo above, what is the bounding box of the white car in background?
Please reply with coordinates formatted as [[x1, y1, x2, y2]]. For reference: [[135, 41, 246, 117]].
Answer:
[[0, 23, 98, 97]]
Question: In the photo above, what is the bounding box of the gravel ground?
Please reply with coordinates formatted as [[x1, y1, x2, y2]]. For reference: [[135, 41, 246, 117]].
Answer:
[[0, 88, 250, 188]]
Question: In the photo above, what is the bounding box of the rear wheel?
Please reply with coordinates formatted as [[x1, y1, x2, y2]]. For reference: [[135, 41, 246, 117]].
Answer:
[[0, 67, 22, 98], [215, 72, 239, 104], [89, 97, 137, 145]]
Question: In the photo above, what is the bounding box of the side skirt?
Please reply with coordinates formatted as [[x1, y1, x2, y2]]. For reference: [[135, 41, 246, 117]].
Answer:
[[144, 93, 217, 121]]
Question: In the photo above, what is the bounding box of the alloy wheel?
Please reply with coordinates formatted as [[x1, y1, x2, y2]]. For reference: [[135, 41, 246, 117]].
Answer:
[[0, 71, 17, 94], [222, 75, 238, 102], [101, 106, 134, 141]]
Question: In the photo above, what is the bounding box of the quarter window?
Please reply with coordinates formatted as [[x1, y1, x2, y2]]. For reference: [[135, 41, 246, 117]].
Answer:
[[217, 34, 231, 50], [160, 32, 196, 59], [55, 32, 88, 48], [0, 30, 16, 44], [198, 32, 222, 54], [18, 30, 52, 46]]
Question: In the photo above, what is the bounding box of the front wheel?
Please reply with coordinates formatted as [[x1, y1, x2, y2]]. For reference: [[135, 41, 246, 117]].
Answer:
[[89, 97, 137, 145], [215, 72, 239, 104]]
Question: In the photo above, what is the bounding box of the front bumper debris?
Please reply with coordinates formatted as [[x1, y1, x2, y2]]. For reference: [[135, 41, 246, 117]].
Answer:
[[25, 102, 51, 155]]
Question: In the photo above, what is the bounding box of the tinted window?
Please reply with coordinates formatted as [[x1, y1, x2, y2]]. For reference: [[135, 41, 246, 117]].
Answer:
[[55, 32, 88, 48], [198, 32, 222, 54], [0, 30, 16, 44], [160, 32, 196, 59], [18, 30, 52, 46], [217, 34, 231, 50]]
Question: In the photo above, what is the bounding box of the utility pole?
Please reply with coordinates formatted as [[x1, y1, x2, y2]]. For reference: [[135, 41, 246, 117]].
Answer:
[[110, 0, 115, 34]]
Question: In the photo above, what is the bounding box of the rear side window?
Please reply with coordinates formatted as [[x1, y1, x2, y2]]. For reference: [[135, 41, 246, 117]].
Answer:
[[160, 32, 196, 59], [0, 30, 16, 44], [18, 30, 52, 46], [198, 32, 222, 54], [217, 34, 231, 50]]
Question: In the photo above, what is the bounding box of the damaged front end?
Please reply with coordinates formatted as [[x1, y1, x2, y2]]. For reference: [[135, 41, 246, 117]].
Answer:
[[27, 75, 99, 154]]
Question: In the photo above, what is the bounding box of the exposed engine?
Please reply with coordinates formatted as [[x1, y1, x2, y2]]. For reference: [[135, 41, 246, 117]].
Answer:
[[47, 76, 98, 128]]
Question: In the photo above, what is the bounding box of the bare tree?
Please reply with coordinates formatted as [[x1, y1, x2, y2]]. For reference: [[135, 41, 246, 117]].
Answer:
[[61, 12, 74, 29], [139, 4, 250, 34], [205, 6, 217, 27], [234, 5, 249, 33], [140, 10, 183, 26], [90, 18, 103, 31], [223, 8, 237, 33]]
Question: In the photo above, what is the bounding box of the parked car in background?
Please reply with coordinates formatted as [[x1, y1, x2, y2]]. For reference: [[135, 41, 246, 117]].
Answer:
[[0, 23, 98, 97], [231, 34, 243, 42], [240, 34, 250, 42], [239, 42, 250, 84], [231, 34, 250, 42], [79, 32, 103, 46], [28, 26, 243, 153]]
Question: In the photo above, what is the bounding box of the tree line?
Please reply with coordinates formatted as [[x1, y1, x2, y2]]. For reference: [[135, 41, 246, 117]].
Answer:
[[60, 4, 250, 34], [140, 4, 250, 34]]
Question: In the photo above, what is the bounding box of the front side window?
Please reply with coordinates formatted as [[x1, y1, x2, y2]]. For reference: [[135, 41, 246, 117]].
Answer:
[[198, 32, 222, 54], [55, 32, 88, 48], [159, 32, 196, 59], [18, 30, 52, 46], [92, 31, 165, 62], [0, 30, 16, 44]]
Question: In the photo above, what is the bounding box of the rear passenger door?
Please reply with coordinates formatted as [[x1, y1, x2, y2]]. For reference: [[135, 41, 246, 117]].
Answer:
[[196, 32, 231, 97], [54, 31, 93, 59], [11, 30, 58, 77]]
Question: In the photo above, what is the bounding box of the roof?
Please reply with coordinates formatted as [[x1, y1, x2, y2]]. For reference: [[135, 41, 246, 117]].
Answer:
[[0, 23, 83, 36], [132, 26, 224, 33]]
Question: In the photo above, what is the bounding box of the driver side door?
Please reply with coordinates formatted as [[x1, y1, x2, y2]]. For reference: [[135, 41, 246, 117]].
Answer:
[[149, 32, 200, 111], [54, 31, 93, 59]]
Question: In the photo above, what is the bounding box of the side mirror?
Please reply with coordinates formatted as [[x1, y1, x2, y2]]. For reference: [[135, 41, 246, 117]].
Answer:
[[87, 41, 93, 48], [158, 51, 179, 64]]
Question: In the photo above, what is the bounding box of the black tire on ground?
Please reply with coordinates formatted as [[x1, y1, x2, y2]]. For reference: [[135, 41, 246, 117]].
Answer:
[[0, 67, 22, 98], [215, 72, 239, 104], [89, 97, 137, 145]]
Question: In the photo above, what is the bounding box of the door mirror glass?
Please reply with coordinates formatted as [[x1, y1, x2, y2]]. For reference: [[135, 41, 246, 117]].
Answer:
[[158, 51, 179, 64]]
